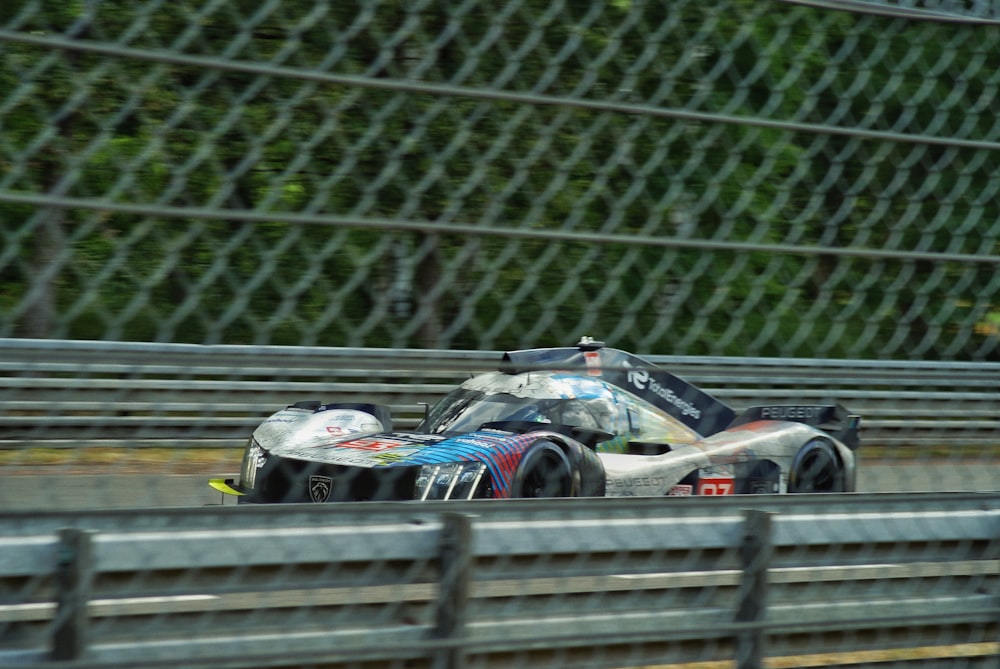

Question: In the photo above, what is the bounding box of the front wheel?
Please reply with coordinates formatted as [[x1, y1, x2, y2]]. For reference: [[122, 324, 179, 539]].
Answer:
[[787, 438, 845, 493], [511, 441, 574, 498]]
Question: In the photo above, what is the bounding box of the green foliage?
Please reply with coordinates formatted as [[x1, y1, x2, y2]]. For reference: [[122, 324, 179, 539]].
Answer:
[[1, 0, 998, 359]]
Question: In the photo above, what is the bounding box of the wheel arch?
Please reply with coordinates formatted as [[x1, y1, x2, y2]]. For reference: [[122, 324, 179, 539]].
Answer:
[[787, 436, 849, 493], [509, 435, 606, 498]]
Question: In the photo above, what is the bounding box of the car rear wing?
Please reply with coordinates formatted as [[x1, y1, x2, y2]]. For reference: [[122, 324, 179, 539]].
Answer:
[[731, 404, 861, 450]]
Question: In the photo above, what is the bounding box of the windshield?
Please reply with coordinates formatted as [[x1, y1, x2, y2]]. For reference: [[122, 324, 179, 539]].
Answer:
[[421, 389, 611, 435]]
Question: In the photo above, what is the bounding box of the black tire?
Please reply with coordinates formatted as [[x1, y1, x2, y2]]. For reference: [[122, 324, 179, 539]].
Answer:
[[787, 438, 845, 493], [511, 441, 574, 498]]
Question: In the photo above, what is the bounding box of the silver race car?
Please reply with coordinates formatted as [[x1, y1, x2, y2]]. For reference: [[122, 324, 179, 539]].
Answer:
[[210, 338, 860, 503]]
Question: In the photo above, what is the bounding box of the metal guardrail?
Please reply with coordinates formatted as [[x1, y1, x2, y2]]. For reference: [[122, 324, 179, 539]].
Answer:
[[1, 493, 997, 668], [2, 338, 999, 448]]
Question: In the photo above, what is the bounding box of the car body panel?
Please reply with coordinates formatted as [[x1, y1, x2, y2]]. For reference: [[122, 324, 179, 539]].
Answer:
[[600, 420, 853, 497]]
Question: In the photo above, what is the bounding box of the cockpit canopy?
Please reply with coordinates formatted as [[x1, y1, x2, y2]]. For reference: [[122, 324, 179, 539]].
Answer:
[[420, 370, 699, 446], [421, 371, 616, 434]]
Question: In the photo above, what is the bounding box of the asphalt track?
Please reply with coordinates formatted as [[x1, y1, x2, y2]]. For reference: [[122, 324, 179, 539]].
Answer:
[[1, 460, 995, 511]]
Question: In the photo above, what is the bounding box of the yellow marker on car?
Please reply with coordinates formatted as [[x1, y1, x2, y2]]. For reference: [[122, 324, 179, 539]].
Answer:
[[208, 478, 245, 496]]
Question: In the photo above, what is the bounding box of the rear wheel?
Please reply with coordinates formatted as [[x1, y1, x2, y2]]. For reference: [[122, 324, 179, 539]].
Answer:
[[787, 438, 844, 493], [511, 441, 573, 498]]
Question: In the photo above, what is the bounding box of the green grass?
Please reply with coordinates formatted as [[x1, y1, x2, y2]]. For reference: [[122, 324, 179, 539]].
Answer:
[[645, 642, 999, 668], [0, 447, 244, 474]]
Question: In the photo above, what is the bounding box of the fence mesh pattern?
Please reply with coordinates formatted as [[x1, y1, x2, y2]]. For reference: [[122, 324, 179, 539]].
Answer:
[[2, 0, 1000, 358], [1, 3, 999, 667]]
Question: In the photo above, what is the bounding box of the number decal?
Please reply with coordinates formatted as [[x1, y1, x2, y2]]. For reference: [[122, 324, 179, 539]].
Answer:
[[341, 438, 402, 452], [698, 478, 734, 495]]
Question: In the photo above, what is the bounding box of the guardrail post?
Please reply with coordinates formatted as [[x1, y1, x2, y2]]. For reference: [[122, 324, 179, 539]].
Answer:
[[434, 513, 472, 669], [51, 528, 93, 661], [735, 509, 772, 669]]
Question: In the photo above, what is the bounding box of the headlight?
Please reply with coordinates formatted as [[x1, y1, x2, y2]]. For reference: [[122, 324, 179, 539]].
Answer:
[[240, 438, 267, 490], [414, 462, 487, 500]]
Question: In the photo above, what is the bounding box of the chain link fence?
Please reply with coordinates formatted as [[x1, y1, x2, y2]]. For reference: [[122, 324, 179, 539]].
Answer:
[[1, 3, 999, 666], [2, 0, 1000, 358]]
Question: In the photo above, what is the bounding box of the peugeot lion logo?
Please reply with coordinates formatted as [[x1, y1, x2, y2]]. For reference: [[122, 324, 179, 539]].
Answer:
[[309, 475, 333, 503]]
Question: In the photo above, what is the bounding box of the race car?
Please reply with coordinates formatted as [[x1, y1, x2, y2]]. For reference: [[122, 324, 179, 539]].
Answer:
[[209, 338, 860, 503]]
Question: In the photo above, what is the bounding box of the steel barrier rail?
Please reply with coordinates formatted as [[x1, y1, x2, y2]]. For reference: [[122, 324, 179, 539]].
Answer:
[[2, 338, 999, 448], [0, 493, 997, 669]]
